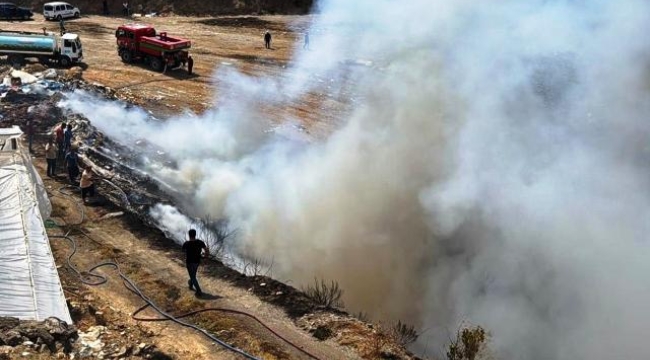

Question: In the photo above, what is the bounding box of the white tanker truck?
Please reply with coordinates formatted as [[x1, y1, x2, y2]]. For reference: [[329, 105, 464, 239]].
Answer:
[[0, 30, 83, 68]]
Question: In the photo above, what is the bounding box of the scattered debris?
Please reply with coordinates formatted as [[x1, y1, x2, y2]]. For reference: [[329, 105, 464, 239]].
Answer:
[[0, 316, 77, 356]]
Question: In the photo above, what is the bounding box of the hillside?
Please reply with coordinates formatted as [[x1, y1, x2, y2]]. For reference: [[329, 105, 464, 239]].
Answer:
[[15, 0, 314, 16]]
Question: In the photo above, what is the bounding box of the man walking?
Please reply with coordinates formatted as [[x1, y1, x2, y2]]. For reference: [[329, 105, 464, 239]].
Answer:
[[182, 229, 208, 297], [264, 30, 272, 49]]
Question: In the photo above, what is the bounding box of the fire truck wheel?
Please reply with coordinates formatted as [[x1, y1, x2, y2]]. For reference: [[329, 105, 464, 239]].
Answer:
[[150, 57, 164, 72], [121, 51, 133, 63]]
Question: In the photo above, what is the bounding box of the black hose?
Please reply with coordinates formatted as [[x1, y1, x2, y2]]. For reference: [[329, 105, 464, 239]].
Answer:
[[52, 233, 261, 360]]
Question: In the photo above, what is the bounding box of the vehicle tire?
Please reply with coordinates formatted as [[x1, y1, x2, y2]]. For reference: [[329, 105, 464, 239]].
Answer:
[[121, 50, 133, 63], [74, 12, 80, 18], [150, 57, 164, 72], [7, 55, 24, 68], [38, 56, 50, 65], [56, 15, 62, 21], [59, 56, 71, 68]]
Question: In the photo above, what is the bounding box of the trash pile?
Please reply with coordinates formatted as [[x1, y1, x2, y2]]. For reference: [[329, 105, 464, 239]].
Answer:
[[0, 67, 67, 99]]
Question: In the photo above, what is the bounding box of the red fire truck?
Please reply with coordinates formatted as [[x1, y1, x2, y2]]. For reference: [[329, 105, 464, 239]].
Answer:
[[115, 23, 191, 72]]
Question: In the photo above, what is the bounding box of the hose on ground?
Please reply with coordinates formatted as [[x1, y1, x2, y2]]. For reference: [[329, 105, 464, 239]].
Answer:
[[52, 233, 262, 360], [48, 176, 322, 360], [128, 294, 321, 360]]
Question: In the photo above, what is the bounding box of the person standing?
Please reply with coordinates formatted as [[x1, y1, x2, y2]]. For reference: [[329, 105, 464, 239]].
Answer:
[[63, 123, 73, 154], [45, 137, 57, 177], [59, 18, 66, 35], [122, 2, 129, 17], [182, 229, 208, 297], [187, 55, 194, 75], [26, 118, 34, 153], [304, 32, 310, 50], [79, 166, 95, 203], [264, 30, 272, 49], [64, 146, 79, 184]]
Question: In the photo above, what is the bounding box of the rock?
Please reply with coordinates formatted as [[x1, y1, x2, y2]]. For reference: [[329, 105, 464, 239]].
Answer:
[[43, 69, 58, 79], [39, 343, 48, 353], [110, 345, 129, 358], [312, 325, 333, 341], [21, 352, 29, 357], [0, 330, 22, 346], [0, 345, 13, 354], [0, 318, 19, 332], [64, 67, 83, 80], [22, 341, 33, 346], [16, 324, 55, 348]]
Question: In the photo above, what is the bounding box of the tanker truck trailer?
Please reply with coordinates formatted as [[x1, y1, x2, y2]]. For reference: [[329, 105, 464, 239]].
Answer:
[[0, 30, 83, 68]]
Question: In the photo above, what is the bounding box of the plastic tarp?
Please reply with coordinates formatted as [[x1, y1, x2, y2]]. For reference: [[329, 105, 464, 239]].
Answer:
[[0, 133, 71, 323]]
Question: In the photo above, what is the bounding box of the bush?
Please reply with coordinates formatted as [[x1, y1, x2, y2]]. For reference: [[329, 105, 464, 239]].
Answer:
[[191, 217, 235, 261], [446, 325, 487, 360], [302, 278, 344, 308], [389, 320, 419, 346]]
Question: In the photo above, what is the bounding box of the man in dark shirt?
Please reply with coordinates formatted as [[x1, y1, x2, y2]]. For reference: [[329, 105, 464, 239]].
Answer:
[[182, 229, 208, 296], [63, 124, 73, 154], [64, 146, 79, 184]]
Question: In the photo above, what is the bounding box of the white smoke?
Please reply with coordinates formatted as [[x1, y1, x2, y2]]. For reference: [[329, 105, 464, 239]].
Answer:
[[61, 0, 650, 358]]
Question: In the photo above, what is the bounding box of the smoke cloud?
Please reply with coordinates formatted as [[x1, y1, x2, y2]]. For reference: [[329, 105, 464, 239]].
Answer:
[[62, 0, 650, 358]]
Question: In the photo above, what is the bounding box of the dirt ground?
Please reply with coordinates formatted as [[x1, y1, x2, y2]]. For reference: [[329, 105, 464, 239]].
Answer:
[[0, 13, 419, 360], [0, 14, 345, 136]]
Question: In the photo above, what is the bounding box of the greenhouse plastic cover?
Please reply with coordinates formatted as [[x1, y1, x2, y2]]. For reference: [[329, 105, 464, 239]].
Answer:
[[0, 128, 71, 323]]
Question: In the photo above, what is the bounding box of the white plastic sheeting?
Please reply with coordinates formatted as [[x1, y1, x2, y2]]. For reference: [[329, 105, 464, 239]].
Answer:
[[0, 127, 71, 323]]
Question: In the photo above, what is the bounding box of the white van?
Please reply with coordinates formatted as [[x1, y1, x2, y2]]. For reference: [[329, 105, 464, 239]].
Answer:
[[43, 2, 80, 20]]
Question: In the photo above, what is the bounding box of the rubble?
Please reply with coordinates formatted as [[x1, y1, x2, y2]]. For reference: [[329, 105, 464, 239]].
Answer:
[[0, 316, 77, 356]]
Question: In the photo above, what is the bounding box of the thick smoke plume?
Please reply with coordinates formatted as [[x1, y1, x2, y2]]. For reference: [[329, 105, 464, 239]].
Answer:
[[63, 0, 650, 358]]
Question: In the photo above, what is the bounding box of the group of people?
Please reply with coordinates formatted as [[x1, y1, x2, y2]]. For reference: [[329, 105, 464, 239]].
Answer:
[[44, 122, 96, 203]]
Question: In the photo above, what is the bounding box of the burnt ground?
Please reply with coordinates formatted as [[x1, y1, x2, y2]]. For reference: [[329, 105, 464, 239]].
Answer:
[[0, 13, 421, 360]]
